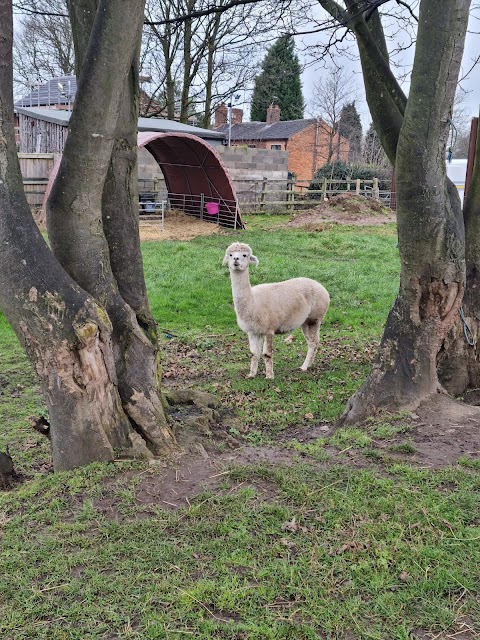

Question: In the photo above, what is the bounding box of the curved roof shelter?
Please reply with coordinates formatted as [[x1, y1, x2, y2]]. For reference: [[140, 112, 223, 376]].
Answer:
[[42, 131, 243, 229], [138, 132, 242, 229]]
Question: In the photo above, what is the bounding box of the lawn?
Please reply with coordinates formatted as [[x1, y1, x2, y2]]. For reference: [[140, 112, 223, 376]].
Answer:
[[1, 217, 479, 640]]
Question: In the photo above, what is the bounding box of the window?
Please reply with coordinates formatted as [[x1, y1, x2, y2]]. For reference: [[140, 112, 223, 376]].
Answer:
[[271, 144, 282, 150]]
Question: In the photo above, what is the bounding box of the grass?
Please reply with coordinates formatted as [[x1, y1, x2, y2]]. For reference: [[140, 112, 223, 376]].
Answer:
[[1, 218, 479, 639]]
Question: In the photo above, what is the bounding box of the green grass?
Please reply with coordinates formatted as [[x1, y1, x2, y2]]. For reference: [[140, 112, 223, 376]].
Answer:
[[1, 219, 479, 639]]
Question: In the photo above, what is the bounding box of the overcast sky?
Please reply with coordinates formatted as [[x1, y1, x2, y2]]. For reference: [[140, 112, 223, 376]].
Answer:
[[299, 8, 480, 132]]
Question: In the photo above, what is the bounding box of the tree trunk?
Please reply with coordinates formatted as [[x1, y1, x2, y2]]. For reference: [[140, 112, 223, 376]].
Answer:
[[341, 0, 470, 423], [158, 17, 177, 121], [0, 0, 133, 471], [438, 119, 480, 394], [48, 0, 176, 454], [102, 58, 175, 454], [201, 13, 221, 129], [180, 12, 193, 123]]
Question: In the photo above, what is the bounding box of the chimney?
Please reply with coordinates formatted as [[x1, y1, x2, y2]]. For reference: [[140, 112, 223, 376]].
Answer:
[[232, 107, 243, 124], [266, 103, 281, 125], [214, 103, 228, 128]]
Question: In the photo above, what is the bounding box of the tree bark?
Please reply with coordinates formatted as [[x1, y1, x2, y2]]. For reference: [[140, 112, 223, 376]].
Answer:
[[48, 0, 176, 455], [438, 119, 480, 393], [341, 0, 470, 423], [0, 0, 136, 470]]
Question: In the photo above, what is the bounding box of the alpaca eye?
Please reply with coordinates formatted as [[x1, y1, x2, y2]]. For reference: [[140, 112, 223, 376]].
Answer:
[[229, 254, 232, 257]]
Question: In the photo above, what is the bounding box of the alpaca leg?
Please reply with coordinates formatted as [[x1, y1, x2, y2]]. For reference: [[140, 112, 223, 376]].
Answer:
[[300, 320, 320, 371], [247, 334, 263, 378], [263, 334, 274, 379]]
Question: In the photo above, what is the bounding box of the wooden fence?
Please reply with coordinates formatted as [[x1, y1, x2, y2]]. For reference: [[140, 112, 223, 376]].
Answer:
[[19, 153, 56, 207], [19, 153, 395, 213], [235, 177, 395, 213]]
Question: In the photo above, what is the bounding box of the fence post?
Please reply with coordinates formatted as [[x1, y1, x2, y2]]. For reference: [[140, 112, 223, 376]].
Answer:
[[373, 177, 379, 199], [356, 179, 361, 195], [200, 193, 204, 220], [260, 177, 267, 212], [321, 177, 327, 201], [286, 178, 295, 212]]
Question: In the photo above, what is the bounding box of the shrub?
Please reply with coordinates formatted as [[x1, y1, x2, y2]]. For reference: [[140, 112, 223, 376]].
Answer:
[[308, 161, 392, 199]]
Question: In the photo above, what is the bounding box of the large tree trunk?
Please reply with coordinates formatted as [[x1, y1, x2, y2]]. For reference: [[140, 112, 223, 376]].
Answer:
[[102, 60, 175, 453], [341, 0, 470, 423], [0, 0, 136, 470], [438, 119, 480, 394], [48, 0, 176, 455]]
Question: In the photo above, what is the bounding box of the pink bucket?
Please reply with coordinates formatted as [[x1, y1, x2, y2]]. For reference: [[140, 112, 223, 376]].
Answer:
[[205, 201, 219, 215]]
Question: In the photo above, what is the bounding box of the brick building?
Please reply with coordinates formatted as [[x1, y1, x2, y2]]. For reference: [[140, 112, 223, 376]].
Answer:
[[215, 104, 349, 180]]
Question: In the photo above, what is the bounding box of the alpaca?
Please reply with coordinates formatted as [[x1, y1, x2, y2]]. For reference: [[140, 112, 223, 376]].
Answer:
[[223, 242, 330, 379]]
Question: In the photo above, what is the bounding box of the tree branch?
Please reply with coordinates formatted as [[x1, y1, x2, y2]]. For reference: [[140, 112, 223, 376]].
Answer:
[[146, 0, 266, 25]]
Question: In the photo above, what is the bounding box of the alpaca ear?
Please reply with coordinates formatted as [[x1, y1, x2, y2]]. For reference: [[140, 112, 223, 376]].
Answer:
[[250, 254, 259, 266]]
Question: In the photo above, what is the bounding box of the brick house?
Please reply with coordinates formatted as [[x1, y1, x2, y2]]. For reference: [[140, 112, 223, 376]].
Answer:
[[215, 104, 349, 180]]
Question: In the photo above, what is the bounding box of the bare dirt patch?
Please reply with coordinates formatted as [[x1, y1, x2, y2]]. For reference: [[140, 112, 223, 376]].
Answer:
[[135, 449, 284, 512], [139, 211, 225, 241], [409, 394, 480, 467], [285, 193, 396, 229]]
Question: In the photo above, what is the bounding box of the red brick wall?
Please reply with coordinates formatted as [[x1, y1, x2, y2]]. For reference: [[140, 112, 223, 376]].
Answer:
[[287, 123, 349, 180]]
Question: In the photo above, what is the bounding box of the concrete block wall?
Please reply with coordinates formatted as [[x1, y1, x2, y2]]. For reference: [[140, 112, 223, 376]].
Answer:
[[216, 146, 289, 207]]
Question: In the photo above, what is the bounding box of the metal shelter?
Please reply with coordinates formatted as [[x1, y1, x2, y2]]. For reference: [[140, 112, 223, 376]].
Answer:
[[42, 131, 243, 229], [138, 132, 243, 229]]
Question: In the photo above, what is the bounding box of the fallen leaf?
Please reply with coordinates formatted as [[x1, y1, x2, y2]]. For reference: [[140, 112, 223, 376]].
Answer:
[[330, 540, 367, 556], [280, 538, 296, 549], [281, 516, 308, 534], [304, 413, 314, 420], [282, 517, 299, 533], [284, 335, 295, 344]]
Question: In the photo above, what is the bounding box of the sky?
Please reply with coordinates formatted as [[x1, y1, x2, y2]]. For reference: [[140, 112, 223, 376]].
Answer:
[[299, 7, 480, 133]]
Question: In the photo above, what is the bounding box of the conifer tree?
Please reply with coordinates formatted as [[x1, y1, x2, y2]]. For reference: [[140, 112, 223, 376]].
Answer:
[[338, 101, 362, 162], [250, 36, 304, 122]]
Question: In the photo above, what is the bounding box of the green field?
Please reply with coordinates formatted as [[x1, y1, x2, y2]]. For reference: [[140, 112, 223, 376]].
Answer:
[[1, 218, 479, 640]]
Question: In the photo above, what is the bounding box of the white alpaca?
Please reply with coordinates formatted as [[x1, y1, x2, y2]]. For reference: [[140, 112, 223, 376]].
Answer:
[[223, 242, 330, 379]]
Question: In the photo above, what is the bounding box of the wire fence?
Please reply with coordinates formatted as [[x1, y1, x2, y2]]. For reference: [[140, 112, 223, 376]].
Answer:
[[138, 191, 241, 229]]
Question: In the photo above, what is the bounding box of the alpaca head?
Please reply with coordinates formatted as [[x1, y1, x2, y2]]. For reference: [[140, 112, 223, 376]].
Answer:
[[223, 242, 259, 272]]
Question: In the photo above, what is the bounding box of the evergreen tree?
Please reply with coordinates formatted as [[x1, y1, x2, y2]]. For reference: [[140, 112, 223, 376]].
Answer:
[[338, 101, 362, 162], [250, 36, 304, 122]]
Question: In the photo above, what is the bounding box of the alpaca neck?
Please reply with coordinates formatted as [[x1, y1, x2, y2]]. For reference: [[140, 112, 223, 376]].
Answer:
[[230, 268, 253, 310]]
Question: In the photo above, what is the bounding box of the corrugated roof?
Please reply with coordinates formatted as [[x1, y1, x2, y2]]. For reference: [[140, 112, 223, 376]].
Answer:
[[217, 119, 316, 141], [15, 76, 77, 107], [15, 106, 225, 140]]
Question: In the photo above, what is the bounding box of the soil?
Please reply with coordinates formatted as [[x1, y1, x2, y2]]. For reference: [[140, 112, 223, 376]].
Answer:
[[285, 193, 396, 229], [139, 210, 225, 241], [124, 390, 480, 517]]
